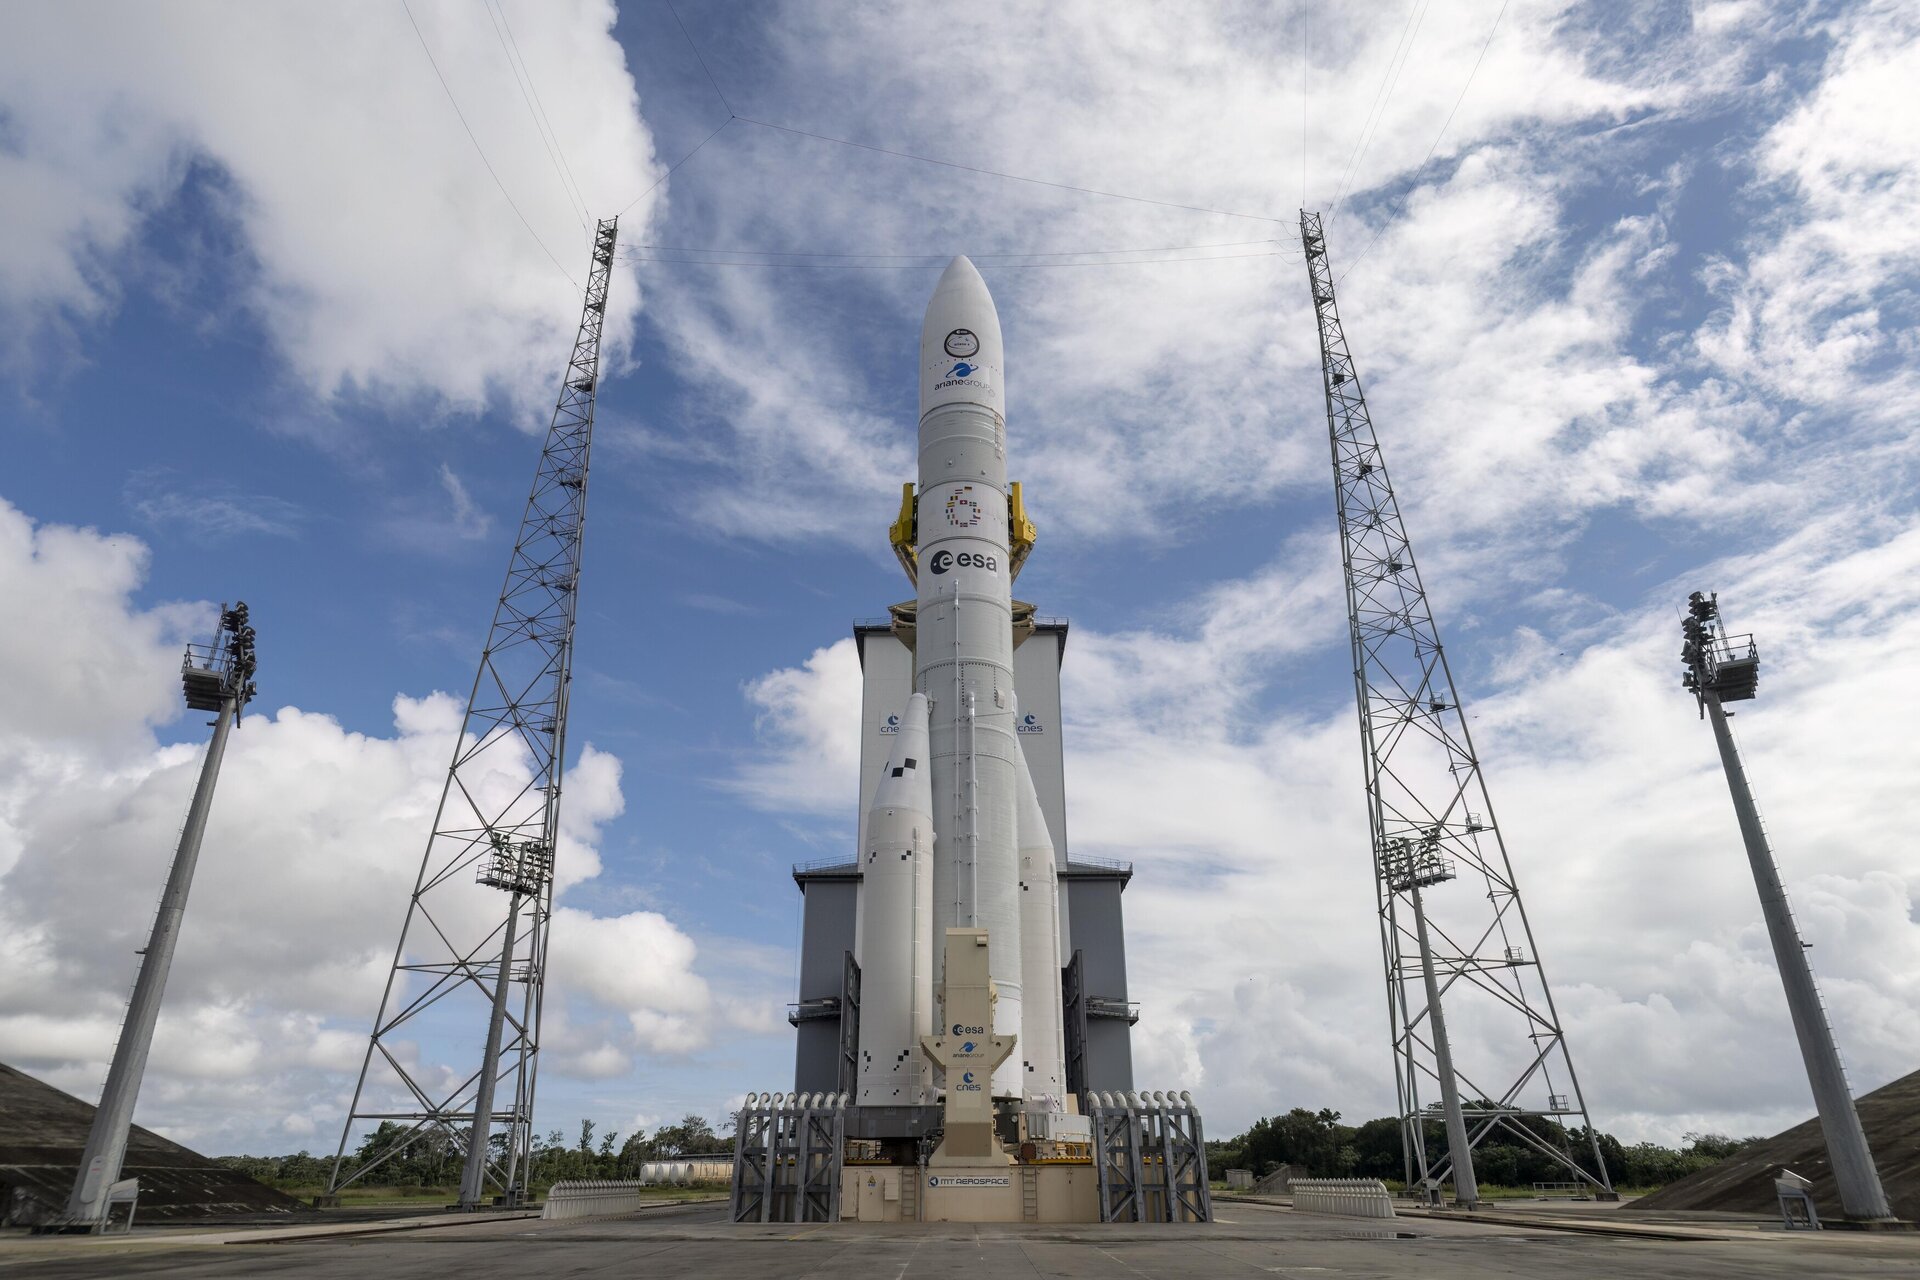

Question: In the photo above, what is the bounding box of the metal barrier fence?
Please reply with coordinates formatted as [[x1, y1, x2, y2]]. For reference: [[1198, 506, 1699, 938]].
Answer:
[[1290, 1178, 1396, 1220], [730, 1092, 847, 1223], [542, 1180, 651, 1221], [1085, 1089, 1212, 1223]]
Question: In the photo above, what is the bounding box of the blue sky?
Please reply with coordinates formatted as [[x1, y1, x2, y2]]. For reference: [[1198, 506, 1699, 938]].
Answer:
[[3, 0, 1918, 1158]]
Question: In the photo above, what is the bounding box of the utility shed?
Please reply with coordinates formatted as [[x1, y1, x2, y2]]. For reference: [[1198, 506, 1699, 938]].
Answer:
[[0, 1061, 312, 1224]]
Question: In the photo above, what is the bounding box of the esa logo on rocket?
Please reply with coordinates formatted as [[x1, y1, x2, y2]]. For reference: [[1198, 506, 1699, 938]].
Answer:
[[928, 549, 999, 575]]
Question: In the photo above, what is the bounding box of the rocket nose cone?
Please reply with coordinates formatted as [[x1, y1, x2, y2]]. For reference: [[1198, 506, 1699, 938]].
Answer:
[[920, 254, 1002, 414], [932, 255, 987, 299]]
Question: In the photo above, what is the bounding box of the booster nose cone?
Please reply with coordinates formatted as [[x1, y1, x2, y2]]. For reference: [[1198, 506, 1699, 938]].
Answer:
[[920, 256, 1004, 418]]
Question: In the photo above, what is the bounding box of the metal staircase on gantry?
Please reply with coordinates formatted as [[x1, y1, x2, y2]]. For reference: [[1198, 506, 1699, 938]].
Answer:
[[329, 218, 619, 1210], [1299, 211, 1613, 1204]]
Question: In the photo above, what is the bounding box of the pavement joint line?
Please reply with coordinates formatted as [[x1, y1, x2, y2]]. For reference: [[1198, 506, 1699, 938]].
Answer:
[[0, 1196, 731, 1254], [213, 1209, 544, 1245], [222, 1194, 729, 1244], [1392, 1208, 1729, 1243], [1216, 1195, 1729, 1243]]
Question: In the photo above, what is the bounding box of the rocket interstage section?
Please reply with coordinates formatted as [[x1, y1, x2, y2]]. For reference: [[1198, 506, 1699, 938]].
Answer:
[[916, 257, 1025, 1099], [854, 693, 935, 1107]]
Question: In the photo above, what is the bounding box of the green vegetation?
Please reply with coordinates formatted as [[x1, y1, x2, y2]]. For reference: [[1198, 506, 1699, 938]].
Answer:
[[1206, 1106, 1762, 1192], [216, 1112, 735, 1197]]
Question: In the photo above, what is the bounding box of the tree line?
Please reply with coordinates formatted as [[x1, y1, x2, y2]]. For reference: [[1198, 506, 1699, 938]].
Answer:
[[1207, 1106, 1763, 1191], [217, 1113, 734, 1192]]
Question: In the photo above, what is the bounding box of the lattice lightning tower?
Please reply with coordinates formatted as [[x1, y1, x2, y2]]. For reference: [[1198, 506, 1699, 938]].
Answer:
[[1300, 211, 1613, 1203], [330, 218, 618, 1209]]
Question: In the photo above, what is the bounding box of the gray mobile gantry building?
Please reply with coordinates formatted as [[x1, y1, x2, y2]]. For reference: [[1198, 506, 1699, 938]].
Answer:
[[790, 617, 1138, 1102]]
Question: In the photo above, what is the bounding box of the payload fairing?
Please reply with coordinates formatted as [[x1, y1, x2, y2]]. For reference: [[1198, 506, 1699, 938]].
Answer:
[[854, 258, 1065, 1111]]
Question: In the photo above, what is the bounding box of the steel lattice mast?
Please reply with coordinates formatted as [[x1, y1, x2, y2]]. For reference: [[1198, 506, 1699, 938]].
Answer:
[[330, 217, 618, 1208], [1300, 212, 1613, 1203]]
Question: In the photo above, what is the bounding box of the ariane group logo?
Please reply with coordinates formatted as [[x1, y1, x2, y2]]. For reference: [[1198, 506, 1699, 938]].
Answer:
[[934, 358, 991, 395], [1017, 713, 1044, 735], [945, 485, 982, 528]]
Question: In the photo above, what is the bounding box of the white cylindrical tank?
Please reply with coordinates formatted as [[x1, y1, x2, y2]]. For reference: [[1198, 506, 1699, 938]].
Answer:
[[855, 692, 936, 1105], [917, 256, 1023, 1097], [1015, 720, 1066, 1104]]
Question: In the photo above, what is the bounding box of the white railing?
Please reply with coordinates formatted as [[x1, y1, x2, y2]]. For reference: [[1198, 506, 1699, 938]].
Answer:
[[542, 1179, 654, 1221], [1290, 1178, 1396, 1220], [1532, 1180, 1586, 1199]]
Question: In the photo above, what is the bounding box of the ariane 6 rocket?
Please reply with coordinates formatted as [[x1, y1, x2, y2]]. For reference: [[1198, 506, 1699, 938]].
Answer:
[[855, 257, 1065, 1110]]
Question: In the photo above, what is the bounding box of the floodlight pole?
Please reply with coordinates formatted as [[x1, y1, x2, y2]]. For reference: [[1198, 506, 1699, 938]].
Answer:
[[1681, 592, 1894, 1224], [1410, 882, 1477, 1206], [61, 604, 257, 1231], [458, 894, 521, 1208]]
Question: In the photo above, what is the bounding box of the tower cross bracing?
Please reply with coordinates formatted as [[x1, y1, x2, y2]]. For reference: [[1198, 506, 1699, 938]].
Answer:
[[1300, 210, 1612, 1201], [330, 217, 618, 1208]]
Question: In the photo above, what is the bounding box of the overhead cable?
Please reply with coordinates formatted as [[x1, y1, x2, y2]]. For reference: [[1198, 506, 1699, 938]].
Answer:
[[1338, 0, 1510, 283], [614, 116, 734, 218], [487, 0, 593, 226], [399, 0, 581, 290], [666, 0, 736, 118], [733, 116, 1284, 225], [619, 2, 1283, 242], [1327, 0, 1429, 222], [617, 250, 1289, 271], [617, 237, 1291, 261]]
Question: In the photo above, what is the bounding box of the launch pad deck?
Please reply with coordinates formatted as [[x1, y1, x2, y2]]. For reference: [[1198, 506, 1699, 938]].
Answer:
[[9, 1196, 1915, 1279]]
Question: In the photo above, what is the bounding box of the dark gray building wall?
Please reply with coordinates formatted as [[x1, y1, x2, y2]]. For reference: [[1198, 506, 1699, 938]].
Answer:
[[791, 866, 859, 1095], [1064, 865, 1135, 1094]]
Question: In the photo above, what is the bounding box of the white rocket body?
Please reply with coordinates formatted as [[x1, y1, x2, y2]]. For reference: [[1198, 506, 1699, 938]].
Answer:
[[1016, 727, 1066, 1103], [854, 692, 935, 1105], [917, 257, 1024, 1099]]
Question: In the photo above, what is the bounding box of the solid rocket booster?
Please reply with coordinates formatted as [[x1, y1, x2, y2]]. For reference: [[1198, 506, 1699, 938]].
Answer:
[[855, 692, 935, 1106], [918, 257, 1024, 1098], [1016, 723, 1066, 1103]]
